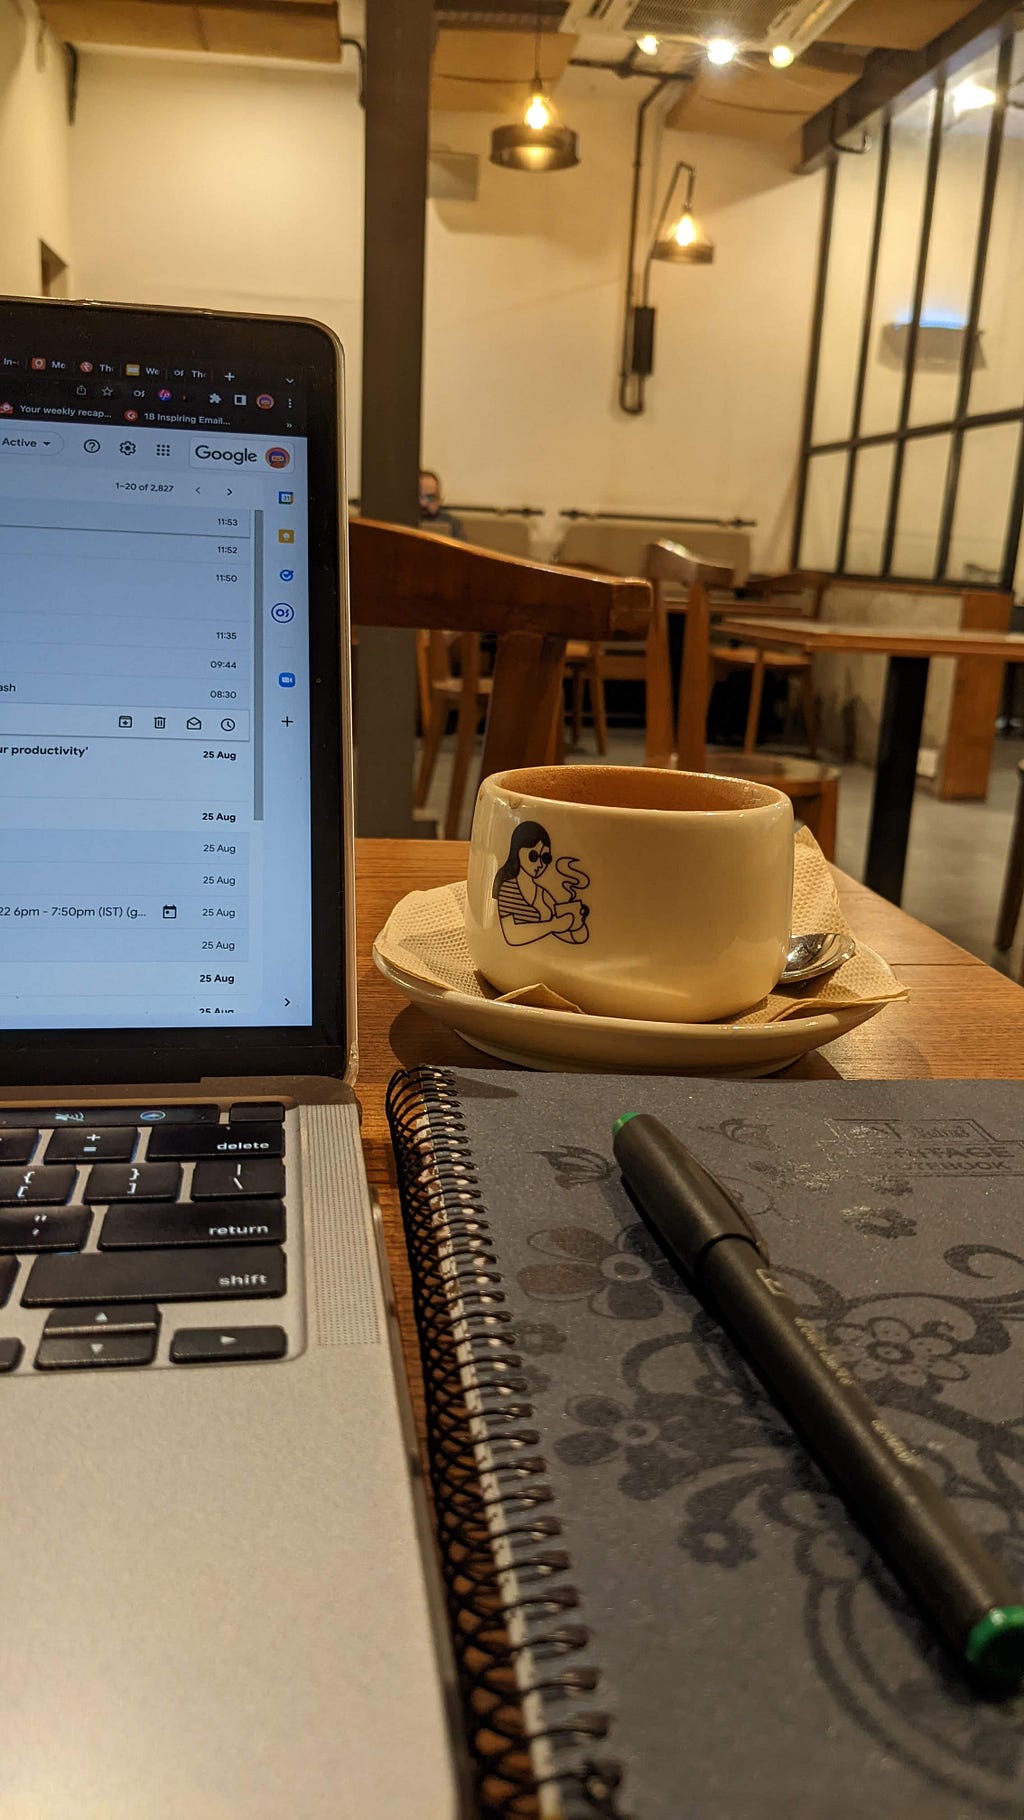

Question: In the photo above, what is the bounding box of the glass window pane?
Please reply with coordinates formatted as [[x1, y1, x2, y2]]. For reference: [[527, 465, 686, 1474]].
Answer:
[[909, 47, 1000, 427], [799, 451, 847, 570], [844, 442, 896, 573], [889, 433, 953, 576], [811, 137, 882, 446], [861, 89, 937, 438], [945, 421, 1019, 582], [969, 30, 1024, 415]]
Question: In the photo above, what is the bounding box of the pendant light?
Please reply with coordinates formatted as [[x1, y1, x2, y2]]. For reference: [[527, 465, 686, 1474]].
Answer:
[[650, 160, 714, 265], [489, 4, 579, 173]]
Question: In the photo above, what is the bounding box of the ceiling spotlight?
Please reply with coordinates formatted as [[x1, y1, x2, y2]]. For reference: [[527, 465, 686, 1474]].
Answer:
[[770, 44, 795, 68], [706, 37, 737, 65], [636, 32, 659, 54]]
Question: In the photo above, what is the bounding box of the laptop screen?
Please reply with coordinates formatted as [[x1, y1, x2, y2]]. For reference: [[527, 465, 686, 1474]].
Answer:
[[0, 334, 319, 1033]]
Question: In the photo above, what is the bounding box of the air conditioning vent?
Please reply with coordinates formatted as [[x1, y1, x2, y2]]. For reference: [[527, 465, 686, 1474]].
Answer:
[[560, 0, 854, 53]]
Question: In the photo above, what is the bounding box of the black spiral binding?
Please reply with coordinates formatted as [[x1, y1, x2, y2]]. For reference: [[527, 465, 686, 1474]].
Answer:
[[387, 1066, 628, 1820]]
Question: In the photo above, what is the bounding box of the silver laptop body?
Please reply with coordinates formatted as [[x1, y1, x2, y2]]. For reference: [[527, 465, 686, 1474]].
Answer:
[[0, 299, 466, 1819]]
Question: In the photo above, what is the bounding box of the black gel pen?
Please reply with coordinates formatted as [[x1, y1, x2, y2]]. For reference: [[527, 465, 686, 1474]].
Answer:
[[612, 1110, 1024, 1691]]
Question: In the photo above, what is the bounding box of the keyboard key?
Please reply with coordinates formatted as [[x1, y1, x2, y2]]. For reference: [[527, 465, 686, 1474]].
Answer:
[[229, 1102, 285, 1124], [0, 1130, 38, 1165], [0, 1338, 23, 1372], [23, 1246, 286, 1306], [100, 1200, 285, 1250], [0, 1259, 16, 1307], [44, 1303, 159, 1336], [35, 1333, 156, 1371], [84, 1163, 182, 1204], [191, 1160, 285, 1200], [171, 1326, 287, 1364], [46, 1127, 136, 1164], [147, 1123, 284, 1162], [0, 1105, 222, 1129], [0, 1208, 90, 1253], [0, 1165, 77, 1205]]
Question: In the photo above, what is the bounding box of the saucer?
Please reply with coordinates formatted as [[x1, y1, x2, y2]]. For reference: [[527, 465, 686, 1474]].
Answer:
[[373, 947, 889, 1077]]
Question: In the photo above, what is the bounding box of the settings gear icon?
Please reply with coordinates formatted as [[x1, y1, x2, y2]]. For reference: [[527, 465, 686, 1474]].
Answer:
[[119, 439, 137, 456]]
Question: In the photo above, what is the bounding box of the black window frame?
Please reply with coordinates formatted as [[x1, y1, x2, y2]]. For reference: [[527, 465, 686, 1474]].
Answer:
[[792, 24, 1022, 592]]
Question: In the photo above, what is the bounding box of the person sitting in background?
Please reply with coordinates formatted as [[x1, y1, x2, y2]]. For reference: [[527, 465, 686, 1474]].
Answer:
[[419, 468, 465, 541]]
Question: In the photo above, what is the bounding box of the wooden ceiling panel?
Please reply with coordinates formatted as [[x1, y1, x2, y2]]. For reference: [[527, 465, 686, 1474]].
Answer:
[[821, 0, 981, 50], [37, 0, 205, 50], [667, 56, 857, 138], [431, 26, 576, 111], [199, 3, 340, 60], [36, 0, 341, 59]]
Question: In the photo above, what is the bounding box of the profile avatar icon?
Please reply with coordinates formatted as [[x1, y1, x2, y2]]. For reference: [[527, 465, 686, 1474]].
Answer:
[[492, 821, 590, 947]]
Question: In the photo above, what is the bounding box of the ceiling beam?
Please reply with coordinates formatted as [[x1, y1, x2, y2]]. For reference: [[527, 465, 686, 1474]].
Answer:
[[799, 0, 1017, 172]]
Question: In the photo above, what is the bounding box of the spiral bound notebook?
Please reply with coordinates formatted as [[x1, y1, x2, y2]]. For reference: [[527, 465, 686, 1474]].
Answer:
[[386, 1066, 1024, 1820]]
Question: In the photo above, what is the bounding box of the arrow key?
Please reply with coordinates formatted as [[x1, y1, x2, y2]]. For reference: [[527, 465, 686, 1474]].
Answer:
[[35, 1332, 156, 1370], [170, 1326, 287, 1365], [43, 1302, 159, 1337]]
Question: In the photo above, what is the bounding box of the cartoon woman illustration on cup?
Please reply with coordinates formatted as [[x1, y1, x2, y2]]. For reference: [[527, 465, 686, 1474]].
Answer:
[[492, 822, 590, 947]]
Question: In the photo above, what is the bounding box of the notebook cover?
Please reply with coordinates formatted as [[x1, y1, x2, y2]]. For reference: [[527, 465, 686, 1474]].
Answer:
[[388, 1069, 1024, 1820]]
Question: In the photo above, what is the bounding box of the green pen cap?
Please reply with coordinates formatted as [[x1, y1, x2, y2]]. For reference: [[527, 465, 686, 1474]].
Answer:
[[612, 1112, 640, 1138], [965, 1607, 1024, 1686]]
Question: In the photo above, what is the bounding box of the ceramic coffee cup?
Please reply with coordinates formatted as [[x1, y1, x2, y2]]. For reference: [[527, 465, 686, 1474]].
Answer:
[[465, 765, 794, 1023]]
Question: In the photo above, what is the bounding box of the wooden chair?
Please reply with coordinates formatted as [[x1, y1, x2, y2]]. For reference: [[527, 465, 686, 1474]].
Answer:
[[643, 541, 840, 859], [349, 518, 650, 839], [994, 757, 1024, 979]]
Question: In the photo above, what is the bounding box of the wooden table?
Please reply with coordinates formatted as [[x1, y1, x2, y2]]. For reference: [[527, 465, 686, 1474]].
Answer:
[[355, 837, 1024, 1449], [719, 617, 1024, 905]]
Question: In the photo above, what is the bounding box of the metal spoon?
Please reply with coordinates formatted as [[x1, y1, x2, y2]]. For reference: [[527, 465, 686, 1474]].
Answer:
[[781, 931, 856, 984]]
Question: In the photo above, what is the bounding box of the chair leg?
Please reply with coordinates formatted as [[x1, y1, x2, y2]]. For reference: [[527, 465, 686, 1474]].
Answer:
[[995, 772, 1024, 952], [444, 688, 481, 841], [801, 667, 819, 758], [414, 694, 447, 810], [800, 778, 838, 862], [743, 654, 766, 754], [415, 630, 431, 735], [570, 665, 585, 746], [588, 651, 608, 756]]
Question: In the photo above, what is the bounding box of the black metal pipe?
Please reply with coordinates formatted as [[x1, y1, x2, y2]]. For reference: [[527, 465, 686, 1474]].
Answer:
[[559, 509, 756, 526], [933, 32, 1011, 581], [340, 36, 366, 107], [835, 120, 890, 574], [881, 72, 947, 576], [790, 158, 837, 568], [618, 77, 673, 417]]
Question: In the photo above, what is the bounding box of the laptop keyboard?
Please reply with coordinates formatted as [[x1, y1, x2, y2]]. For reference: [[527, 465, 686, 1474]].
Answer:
[[0, 1102, 295, 1375]]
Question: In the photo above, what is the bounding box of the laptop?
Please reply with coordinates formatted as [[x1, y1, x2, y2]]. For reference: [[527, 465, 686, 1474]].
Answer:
[[0, 298, 466, 1818]]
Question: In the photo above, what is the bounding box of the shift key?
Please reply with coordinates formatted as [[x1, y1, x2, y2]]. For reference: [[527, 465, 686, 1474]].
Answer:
[[22, 1246, 286, 1307]]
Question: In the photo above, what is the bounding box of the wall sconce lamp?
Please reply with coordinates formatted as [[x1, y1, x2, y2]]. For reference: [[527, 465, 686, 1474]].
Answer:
[[489, 5, 580, 172], [622, 160, 714, 413]]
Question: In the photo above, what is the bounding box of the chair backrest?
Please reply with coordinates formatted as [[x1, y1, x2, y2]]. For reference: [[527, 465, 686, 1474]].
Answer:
[[558, 519, 752, 585], [455, 513, 535, 560], [349, 517, 650, 783], [641, 542, 736, 771]]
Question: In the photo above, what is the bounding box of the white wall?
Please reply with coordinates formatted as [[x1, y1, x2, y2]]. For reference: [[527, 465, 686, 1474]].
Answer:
[[424, 85, 822, 566], [63, 52, 822, 567], [0, 0, 72, 294], [69, 49, 365, 474]]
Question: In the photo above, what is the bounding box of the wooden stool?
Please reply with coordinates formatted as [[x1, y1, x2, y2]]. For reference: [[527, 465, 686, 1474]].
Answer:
[[562, 640, 608, 754], [642, 541, 840, 859], [995, 758, 1024, 976], [707, 749, 839, 860]]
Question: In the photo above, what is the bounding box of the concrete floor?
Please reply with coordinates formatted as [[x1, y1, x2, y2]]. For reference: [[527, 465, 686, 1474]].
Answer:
[[416, 725, 1024, 981]]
